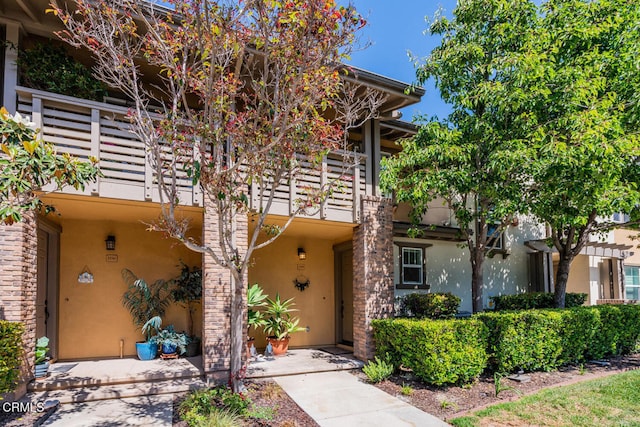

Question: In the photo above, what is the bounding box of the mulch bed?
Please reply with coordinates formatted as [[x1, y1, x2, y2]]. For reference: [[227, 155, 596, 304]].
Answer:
[[172, 378, 318, 427], [359, 353, 640, 422]]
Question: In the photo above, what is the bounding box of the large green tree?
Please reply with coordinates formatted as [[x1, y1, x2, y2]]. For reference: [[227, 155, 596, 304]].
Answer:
[[381, 0, 537, 313], [523, 0, 640, 307]]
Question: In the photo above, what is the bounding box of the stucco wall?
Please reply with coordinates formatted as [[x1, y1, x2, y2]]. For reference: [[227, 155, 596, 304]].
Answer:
[[394, 216, 545, 313], [57, 219, 201, 360], [248, 234, 336, 349]]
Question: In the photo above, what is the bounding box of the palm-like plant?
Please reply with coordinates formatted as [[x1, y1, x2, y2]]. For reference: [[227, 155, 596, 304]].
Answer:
[[121, 269, 172, 331], [263, 293, 306, 340], [247, 283, 268, 336]]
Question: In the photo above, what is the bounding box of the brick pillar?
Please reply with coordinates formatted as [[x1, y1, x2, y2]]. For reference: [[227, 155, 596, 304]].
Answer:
[[352, 196, 394, 361], [0, 212, 38, 398], [201, 199, 247, 382]]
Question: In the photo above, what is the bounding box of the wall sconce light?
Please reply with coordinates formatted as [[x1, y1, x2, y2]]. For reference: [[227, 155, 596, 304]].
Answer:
[[105, 235, 116, 251], [297, 247, 306, 260]]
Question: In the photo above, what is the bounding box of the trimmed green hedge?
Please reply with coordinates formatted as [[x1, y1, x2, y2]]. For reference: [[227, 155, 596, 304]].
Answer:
[[0, 321, 24, 393], [371, 305, 640, 386], [371, 318, 488, 386], [397, 292, 461, 319], [491, 292, 587, 310]]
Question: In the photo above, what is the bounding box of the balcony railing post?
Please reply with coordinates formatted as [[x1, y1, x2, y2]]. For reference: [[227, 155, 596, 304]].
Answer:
[[31, 96, 43, 138], [353, 160, 361, 223], [144, 146, 153, 201], [192, 145, 202, 205], [90, 108, 101, 195], [289, 167, 296, 216], [320, 155, 327, 219]]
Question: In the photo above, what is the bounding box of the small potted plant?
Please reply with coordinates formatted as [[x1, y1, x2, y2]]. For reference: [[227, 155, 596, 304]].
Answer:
[[152, 324, 187, 357], [247, 283, 268, 356], [263, 293, 306, 356], [34, 336, 50, 378], [138, 316, 161, 360]]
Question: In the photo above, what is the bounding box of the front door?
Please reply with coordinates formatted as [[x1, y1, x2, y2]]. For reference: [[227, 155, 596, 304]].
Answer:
[[36, 221, 60, 360], [334, 243, 353, 345]]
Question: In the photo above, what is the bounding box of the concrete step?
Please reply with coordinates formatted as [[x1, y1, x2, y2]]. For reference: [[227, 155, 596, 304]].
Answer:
[[28, 357, 204, 392], [29, 377, 207, 404]]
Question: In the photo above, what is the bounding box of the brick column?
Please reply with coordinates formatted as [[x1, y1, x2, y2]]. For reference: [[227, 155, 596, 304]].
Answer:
[[352, 196, 394, 361], [0, 212, 38, 398], [201, 199, 247, 382]]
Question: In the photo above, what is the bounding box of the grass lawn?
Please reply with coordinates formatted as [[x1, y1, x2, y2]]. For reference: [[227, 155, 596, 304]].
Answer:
[[450, 369, 640, 427]]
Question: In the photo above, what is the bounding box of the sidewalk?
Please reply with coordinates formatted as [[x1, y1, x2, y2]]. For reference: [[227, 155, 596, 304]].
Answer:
[[275, 371, 450, 427]]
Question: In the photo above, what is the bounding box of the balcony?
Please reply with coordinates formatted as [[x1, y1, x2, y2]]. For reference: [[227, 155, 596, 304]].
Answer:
[[16, 86, 366, 223]]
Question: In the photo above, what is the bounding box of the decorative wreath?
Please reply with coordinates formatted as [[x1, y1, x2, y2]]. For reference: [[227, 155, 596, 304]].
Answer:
[[294, 275, 310, 291]]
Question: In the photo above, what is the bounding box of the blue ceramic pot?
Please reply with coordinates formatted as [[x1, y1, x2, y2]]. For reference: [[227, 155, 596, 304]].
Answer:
[[162, 342, 177, 355], [136, 342, 158, 360]]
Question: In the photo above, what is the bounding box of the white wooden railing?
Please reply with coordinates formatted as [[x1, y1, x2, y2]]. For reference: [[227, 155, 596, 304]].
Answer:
[[16, 87, 366, 222]]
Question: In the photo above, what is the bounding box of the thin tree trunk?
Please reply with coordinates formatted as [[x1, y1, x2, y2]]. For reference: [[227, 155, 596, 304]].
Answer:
[[470, 248, 485, 313], [554, 253, 573, 308], [229, 272, 245, 393]]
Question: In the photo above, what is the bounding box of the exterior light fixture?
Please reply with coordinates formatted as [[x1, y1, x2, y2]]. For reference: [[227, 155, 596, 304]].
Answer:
[[105, 235, 116, 251], [297, 247, 306, 260]]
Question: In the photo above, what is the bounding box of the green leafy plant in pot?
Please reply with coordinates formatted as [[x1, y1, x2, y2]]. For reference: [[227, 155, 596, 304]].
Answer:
[[34, 336, 50, 378], [121, 269, 172, 360], [263, 293, 306, 356], [170, 263, 202, 357], [151, 323, 188, 356], [247, 283, 268, 356]]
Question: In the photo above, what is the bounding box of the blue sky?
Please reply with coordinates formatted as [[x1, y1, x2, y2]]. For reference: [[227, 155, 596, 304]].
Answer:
[[347, 1, 459, 121]]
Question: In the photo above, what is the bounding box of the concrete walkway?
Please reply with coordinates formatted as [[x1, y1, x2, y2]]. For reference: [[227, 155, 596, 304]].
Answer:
[[275, 371, 450, 427]]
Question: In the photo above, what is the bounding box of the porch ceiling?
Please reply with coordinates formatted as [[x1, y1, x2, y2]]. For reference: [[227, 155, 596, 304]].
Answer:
[[252, 215, 355, 242], [40, 193, 203, 227], [525, 239, 633, 259]]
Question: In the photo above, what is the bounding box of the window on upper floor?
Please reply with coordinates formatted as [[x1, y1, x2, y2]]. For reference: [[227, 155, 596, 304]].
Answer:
[[613, 212, 631, 224], [394, 243, 429, 290], [625, 266, 640, 300], [486, 223, 504, 250]]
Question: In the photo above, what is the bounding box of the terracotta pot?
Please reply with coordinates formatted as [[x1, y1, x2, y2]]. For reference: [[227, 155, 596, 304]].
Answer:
[[267, 336, 290, 356]]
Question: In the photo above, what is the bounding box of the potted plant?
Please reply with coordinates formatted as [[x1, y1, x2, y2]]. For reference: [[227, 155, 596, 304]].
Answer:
[[34, 336, 50, 379], [263, 293, 306, 356], [138, 316, 161, 360], [151, 323, 187, 357], [247, 283, 268, 357], [121, 269, 172, 360], [170, 263, 202, 357]]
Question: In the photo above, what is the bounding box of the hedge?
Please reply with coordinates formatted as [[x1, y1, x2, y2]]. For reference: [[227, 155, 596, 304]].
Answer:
[[491, 292, 587, 310], [397, 292, 461, 319], [371, 318, 488, 386], [371, 304, 640, 386], [0, 321, 24, 393]]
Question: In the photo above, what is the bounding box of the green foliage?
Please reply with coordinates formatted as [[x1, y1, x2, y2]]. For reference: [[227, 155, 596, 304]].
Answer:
[[170, 263, 202, 337], [362, 355, 395, 383], [398, 292, 461, 319], [263, 293, 306, 340], [180, 386, 250, 426], [121, 269, 173, 332], [400, 383, 414, 396], [491, 293, 587, 310], [493, 372, 522, 397], [17, 43, 107, 101], [0, 321, 24, 393], [34, 336, 49, 365], [372, 318, 489, 386], [247, 283, 268, 334], [150, 324, 188, 355], [0, 108, 99, 225]]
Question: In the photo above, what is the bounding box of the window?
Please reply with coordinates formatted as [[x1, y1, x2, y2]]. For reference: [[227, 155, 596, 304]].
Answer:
[[394, 244, 429, 289], [486, 223, 504, 250], [613, 212, 631, 224], [625, 266, 640, 300]]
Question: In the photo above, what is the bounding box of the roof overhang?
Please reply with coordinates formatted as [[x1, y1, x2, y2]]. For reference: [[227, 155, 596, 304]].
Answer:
[[525, 239, 633, 259], [393, 221, 464, 242]]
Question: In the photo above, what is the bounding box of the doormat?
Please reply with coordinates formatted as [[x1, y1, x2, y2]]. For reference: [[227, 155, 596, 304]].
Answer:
[[49, 363, 78, 374], [318, 346, 352, 355]]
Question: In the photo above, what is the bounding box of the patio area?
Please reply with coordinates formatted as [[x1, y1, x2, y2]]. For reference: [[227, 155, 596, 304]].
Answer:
[[27, 348, 363, 403]]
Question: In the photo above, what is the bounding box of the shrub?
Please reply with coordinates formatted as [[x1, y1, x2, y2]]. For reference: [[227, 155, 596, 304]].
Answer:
[[491, 292, 587, 310], [372, 318, 488, 386], [398, 292, 461, 319], [362, 356, 394, 383], [476, 310, 565, 373], [0, 321, 24, 393], [180, 386, 250, 425], [557, 307, 600, 364]]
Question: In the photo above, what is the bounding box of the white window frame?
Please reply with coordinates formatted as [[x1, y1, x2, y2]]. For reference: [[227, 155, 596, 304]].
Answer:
[[625, 265, 640, 300], [394, 244, 429, 290]]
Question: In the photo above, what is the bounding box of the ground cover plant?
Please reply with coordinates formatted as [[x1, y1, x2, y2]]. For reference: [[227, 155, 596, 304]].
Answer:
[[449, 369, 640, 427]]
